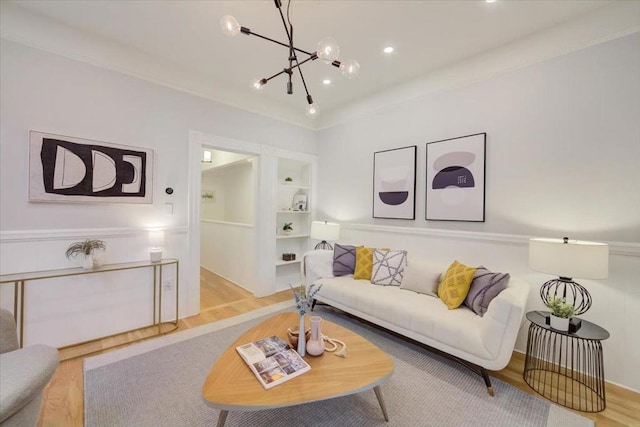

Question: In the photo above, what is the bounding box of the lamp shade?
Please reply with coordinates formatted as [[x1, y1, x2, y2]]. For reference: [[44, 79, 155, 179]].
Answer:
[[529, 238, 608, 279], [148, 230, 165, 248], [310, 221, 340, 242]]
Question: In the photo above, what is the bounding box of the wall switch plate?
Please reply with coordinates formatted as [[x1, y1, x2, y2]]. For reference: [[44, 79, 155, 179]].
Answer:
[[164, 202, 173, 215]]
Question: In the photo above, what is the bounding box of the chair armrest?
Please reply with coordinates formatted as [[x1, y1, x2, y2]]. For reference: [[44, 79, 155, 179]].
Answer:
[[0, 345, 59, 423]]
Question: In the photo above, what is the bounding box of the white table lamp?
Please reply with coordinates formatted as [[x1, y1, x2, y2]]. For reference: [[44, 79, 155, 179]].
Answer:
[[310, 221, 340, 250], [529, 237, 608, 315], [149, 230, 165, 262]]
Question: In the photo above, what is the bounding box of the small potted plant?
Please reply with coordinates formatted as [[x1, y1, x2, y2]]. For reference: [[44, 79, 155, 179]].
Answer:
[[66, 239, 106, 269], [282, 222, 293, 235], [546, 296, 575, 331], [284, 176, 293, 184]]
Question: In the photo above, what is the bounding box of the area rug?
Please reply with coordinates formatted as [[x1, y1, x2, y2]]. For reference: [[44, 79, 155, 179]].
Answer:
[[84, 302, 593, 427]]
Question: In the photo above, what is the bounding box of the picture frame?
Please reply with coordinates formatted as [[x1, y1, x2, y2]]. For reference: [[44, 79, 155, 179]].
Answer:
[[373, 145, 417, 220], [425, 133, 486, 222], [29, 131, 153, 204]]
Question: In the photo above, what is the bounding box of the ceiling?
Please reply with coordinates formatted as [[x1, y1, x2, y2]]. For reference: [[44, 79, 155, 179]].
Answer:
[[4, 0, 625, 128]]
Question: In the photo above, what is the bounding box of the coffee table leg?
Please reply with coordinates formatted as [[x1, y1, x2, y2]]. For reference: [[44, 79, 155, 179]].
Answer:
[[373, 386, 389, 422], [216, 410, 228, 427]]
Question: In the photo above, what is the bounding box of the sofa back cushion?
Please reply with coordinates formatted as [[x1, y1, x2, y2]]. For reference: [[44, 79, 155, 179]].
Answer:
[[437, 260, 476, 309], [400, 262, 441, 297], [333, 244, 357, 276], [464, 266, 510, 316], [371, 249, 407, 286]]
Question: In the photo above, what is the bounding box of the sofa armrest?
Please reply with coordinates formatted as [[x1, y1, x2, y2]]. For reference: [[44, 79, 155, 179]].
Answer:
[[301, 250, 334, 286], [0, 345, 59, 423], [480, 278, 529, 367]]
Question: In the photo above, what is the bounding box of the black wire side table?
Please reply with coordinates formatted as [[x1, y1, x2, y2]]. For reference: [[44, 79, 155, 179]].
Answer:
[[523, 311, 609, 413]]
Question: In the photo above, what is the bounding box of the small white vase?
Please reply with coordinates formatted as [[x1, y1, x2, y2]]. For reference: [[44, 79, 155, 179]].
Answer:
[[550, 314, 570, 331], [82, 254, 94, 269], [297, 314, 306, 357]]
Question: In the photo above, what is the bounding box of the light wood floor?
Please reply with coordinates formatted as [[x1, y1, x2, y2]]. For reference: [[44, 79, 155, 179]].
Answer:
[[38, 269, 639, 426]]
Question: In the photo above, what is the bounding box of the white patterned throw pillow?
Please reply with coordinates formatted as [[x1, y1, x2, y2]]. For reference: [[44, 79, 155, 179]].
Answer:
[[371, 249, 407, 286]]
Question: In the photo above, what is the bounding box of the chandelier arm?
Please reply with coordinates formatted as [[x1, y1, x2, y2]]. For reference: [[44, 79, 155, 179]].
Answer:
[[260, 53, 320, 85], [242, 30, 315, 57]]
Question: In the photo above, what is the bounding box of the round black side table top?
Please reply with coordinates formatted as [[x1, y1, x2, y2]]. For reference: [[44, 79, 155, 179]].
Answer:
[[526, 311, 610, 340]]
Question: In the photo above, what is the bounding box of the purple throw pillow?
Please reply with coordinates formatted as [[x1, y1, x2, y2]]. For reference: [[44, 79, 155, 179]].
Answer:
[[333, 244, 357, 276], [464, 266, 510, 316]]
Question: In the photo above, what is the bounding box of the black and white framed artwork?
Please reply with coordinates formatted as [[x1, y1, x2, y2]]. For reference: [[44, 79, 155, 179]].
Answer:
[[373, 145, 416, 220], [29, 131, 154, 203], [425, 133, 486, 222]]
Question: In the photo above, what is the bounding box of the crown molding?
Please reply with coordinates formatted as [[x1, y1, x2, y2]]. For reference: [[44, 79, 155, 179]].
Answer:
[[317, 2, 640, 130], [1, 2, 638, 131]]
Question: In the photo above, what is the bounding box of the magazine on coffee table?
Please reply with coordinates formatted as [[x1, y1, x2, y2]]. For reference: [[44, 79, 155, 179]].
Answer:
[[236, 336, 311, 390]]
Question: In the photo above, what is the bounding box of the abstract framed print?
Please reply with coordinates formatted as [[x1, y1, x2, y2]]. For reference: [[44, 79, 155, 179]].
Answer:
[[425, 133, 486, 222], [29, 131, 154, 204], [373, 145, 416, 220]]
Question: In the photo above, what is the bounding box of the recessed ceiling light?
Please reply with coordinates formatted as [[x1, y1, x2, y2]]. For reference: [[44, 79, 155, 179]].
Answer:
[[322, 79, 331, 85], [486, 0, 497, 3], [383, 46, 394, 54]]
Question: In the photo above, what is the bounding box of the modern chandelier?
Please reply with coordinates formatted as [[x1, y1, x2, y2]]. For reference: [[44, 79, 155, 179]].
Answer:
[[220, 0, 360, 119]]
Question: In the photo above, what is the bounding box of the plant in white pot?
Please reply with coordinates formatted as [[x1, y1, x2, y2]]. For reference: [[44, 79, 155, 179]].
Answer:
[[66, 239, 106, 269], [282, 222, 293, 235], [546, 296, 575, 331]]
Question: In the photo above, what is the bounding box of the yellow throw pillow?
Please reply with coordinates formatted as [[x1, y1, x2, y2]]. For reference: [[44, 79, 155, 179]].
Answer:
[[438, 260, 476, 310], [354, 247, 374, 280]]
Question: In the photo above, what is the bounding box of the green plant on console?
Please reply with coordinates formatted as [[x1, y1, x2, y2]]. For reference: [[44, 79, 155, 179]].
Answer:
[[283, 222, 293, 232], [65, 239, 106, 259], [546, 296, 575, 318]]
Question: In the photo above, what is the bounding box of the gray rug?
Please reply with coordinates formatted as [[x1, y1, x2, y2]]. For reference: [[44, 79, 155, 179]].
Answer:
[[84, 302, 593, 427]]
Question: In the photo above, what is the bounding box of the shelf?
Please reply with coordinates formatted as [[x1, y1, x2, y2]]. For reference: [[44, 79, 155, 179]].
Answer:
[[276, 234, 310, 239], [275, 259, 302, 266], [277, 210, 311, 214], [279, 184, 310, 190]]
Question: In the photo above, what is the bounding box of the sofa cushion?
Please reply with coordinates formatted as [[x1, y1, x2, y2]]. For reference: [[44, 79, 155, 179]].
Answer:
[[333, 244, 357, 276], [354, 247, 375, 280], [464, 266, 510, 316], [400, 261, 441, 297], [371, 249, 407, 286], [438, 260, 476, 309]]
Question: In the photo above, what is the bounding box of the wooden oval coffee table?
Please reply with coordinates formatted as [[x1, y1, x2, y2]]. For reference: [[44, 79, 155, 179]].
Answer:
[[202, 312, 394, 426]]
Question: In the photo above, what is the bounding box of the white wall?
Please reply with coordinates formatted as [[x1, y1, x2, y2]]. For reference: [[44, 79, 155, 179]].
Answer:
[[0, 39, 316, 346], [316, 34, 640, 391], [201, 160, 255, 224]]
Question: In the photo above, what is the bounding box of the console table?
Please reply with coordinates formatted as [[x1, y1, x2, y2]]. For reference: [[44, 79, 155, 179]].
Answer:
[[523, 311, 609, 412], [0, 259, 179, 352]]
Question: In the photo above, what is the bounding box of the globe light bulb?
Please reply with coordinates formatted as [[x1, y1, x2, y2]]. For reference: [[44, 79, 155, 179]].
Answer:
[[306, 103, 320, 119], [220, 15, 240, 37], [340, 59, 360, 79], [251, 79, 265, 92], [317, 37, 340, 62]]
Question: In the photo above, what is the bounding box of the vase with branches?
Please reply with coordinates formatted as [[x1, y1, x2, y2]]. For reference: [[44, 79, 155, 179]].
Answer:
[[289, 283, 323, 356]]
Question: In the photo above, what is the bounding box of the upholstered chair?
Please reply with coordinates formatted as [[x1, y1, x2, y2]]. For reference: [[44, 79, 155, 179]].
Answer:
[[0, 309, 59, 426]]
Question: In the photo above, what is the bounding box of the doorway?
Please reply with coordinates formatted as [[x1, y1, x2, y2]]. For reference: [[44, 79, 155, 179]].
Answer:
[[199, 147, 257, 311]]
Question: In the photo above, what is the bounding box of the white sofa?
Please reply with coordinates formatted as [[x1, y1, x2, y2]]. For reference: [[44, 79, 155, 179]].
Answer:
[[302, 250, 529, 395]]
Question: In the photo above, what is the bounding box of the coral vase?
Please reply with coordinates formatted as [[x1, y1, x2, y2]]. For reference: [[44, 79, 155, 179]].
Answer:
[[306, 316, 325, 356], [297, 314, 306, 357]]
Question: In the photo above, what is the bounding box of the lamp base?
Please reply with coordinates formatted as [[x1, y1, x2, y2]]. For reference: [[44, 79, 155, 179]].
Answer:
[[540, 277, 592, 316], [314, 241, 333, 250], [150, 249, 162, 263]]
